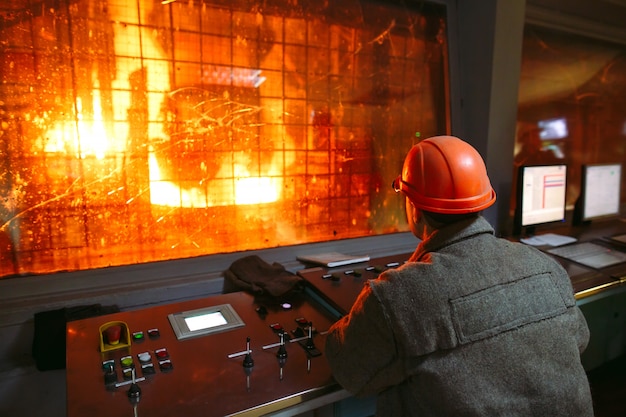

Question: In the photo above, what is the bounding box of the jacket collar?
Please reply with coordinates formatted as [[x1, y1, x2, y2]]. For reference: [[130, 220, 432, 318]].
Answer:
[[411, 216, 495, 261]]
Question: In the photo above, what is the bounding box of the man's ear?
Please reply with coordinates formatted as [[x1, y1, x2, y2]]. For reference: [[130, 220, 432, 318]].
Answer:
[[407, 199, 419, 223]]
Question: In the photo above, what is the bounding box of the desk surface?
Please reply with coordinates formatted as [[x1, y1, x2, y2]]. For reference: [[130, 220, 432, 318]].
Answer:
[[66, 220, 626, 416], [521, 218, 626, 299], [66, 291, 339, 417]]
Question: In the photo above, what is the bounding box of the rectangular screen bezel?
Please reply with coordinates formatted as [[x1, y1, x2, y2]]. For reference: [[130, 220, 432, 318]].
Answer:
[[513, 163, 568, 236], [581, 163, 622, 221], [168, 303, 245, 340], [520, 164, 567, 227]]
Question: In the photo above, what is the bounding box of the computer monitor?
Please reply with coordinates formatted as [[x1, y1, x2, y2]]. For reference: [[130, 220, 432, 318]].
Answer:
[[537, 117, 568, 140], [574, 163, 622, 224], [514, 164, 568, 236]]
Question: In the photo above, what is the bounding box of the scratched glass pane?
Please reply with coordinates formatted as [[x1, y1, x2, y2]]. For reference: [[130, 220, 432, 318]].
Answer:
[[0, 0, 448, 277], [513, 26, 626, 213]]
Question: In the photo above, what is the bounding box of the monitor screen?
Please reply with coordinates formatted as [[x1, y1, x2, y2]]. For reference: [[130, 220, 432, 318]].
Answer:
[[579, 163, 622, 222], [515, 164, 567, 235], [537, 117, 568, 140]]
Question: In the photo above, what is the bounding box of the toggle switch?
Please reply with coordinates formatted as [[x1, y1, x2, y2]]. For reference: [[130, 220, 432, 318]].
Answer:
[[127, 368, 141, 400], [292, 327, 306, 338], [103, 362, 117, 386], [305, 322, 315, 350], [102, 359, 115, 371], [296, 322, 321, 357], [242, 337, 254, 368], [276, 332, 287, 360]]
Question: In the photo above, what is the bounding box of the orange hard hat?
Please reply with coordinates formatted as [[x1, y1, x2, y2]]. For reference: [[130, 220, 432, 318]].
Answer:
[[392, 135, 496, 214]]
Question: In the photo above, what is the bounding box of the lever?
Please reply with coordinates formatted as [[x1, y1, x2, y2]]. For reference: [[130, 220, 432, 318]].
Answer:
[[127, 368, 141, 400], [242, 337, 254, 368], [305, 322, 315, 350], [276, 332, 288, 359]]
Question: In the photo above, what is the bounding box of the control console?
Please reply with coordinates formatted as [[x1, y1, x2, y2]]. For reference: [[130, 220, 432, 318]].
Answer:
[[298, 252, 413, 317], [66, 291, 339, 417]]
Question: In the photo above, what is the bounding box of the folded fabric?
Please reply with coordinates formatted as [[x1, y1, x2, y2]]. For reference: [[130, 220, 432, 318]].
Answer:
[[223, 255, 304, 297]]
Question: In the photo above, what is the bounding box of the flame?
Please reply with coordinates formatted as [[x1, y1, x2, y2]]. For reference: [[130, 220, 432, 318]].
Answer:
[[42, 0, 282, 208], [235, 177, 280, 205], [44, 94, 109, 159], [148, 153, 281, 207]]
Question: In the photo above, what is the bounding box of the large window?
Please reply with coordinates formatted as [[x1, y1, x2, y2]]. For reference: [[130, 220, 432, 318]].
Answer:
[[0, 0, 449, 278], [513, 25, 626, 216]]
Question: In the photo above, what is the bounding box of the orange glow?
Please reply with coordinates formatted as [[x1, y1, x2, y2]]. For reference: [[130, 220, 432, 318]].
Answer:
[[0, 0, 448, 278], [44, 95, 109, 159], [235, 177, 281, 205], [41, 0, 281, 208], [148, 153, 281, 207]]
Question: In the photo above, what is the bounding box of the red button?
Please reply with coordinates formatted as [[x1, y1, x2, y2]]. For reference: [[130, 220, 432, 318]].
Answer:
[[156, 349, 169, 359]]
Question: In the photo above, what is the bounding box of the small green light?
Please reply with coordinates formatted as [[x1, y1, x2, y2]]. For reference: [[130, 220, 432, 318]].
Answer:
[[415, 131, 421, 138]]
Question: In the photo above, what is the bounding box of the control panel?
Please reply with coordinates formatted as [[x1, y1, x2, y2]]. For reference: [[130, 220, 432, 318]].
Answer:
[[100, 326, 170, 392], [66, 252, 414, 417], [298, 252, 413, 317], [66, 291, 339, 417]]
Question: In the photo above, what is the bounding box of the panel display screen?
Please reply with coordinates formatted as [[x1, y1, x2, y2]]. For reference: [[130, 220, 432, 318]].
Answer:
[[520, 164, 567, 227], [168, 304, 245, 340], [537, 117, 568, 140], [184, 311, 228, 331], [581, 163, 622, 221], [514, 164, 567, 235]]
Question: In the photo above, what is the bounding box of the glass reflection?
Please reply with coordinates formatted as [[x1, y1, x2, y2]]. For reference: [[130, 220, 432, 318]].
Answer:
[[513, 25, 626, 218]]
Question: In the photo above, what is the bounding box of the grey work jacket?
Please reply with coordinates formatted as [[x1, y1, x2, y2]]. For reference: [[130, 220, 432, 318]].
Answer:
[[325, 216, 593, 416]]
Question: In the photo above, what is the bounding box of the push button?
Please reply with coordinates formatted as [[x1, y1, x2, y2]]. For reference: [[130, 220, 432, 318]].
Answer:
[[270, 323, 284, 332], [295, 317, 309, 326], [159, 360, 173, 372], [120, 356, 134, 368], [155, 348, 169, 360]]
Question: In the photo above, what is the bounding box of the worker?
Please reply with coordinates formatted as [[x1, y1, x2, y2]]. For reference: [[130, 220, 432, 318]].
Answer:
[[324, 135, 593, 416]]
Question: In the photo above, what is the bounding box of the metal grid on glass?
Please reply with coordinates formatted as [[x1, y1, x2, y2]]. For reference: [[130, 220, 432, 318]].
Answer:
[[0, 0, 449, 277]]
